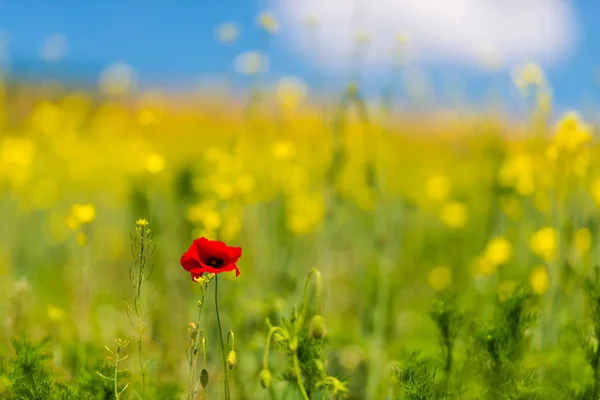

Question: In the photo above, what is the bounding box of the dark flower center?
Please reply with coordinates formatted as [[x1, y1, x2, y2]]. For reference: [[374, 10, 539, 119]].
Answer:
[[207, 257, 224, 268]]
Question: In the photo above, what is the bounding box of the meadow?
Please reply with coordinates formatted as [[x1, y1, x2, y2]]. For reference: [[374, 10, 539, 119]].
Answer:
[[1, 46, 600, 400]]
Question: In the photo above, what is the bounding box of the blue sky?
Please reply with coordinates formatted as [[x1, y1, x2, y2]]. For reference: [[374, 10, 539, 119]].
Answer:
[[0, 0, 599, 113]]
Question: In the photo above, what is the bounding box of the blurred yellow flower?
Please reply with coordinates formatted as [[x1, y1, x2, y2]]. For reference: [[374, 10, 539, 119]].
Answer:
[[574, 228, 592, 255], [498, 154, 535, 196], [145, 152, 165, 174], [234, 51, 265, 76], [286, 192, 325, 235], [256, 11, 279, 34], [512, 62, 545, 90], [484, 236, 513, 266], [202, 210, 222, 231], [215, 22, 240, 45], [550, 111, 592, 156], [236, 174, 256, 195], [71, 204, 96, 225], [98, 61, 137, 95], [276, 77, 308, 116], [471, 256, 497, 276], [428, 265, 452, 291], [439, 202, 467, 229], [425, 174, 449, 202], [529, 227, 557, 262], [530, 265, 550, 295], [271, 140, 296, 160], [48, 305, 66, 322]]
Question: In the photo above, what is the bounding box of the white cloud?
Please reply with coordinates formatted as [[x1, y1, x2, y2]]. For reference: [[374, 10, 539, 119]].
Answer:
[[272, 0, 578, 71]]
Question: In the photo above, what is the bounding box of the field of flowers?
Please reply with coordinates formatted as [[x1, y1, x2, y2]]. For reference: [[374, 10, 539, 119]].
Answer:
[[1, 48, 600, 399]]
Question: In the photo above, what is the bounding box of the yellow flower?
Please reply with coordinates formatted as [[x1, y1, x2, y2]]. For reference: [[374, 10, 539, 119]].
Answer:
[[271, 140, 296, 160], [484, 236, 513, 266], [71, 204, 96, 224], [48, 305, 66, 322], [425, 174, 449, 202], [236, 174, 255, 195], [202, 210, 222, 231], [276, 77, 308, 116], [215, 22, 239, 45], [439, 202, 467, 229], [574, 228, 592, 255], [234, 51, 265, 76], [512, 62, 544, 90], [98, 61, 136, 95], [529, 227, 557, 262], [470, 256, 497, 276], [428, 265, 452, 291], [136, 218, 149, 227], [551, 111, 591, 154], [256, 11, 279, 34], [530, 265, 550, 295], [145, 152, 165, 174]]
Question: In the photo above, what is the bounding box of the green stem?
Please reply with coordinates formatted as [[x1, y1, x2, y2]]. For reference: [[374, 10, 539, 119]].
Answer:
[[188, 285, 208, 400], [114, 346, 120, 400], [263, 327, 285, 369], [292, 352, 310, 400], [215, 275, 230, 400]]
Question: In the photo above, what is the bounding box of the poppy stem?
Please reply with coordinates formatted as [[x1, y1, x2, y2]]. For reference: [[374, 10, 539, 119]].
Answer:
[[214, 275, 231, 400]]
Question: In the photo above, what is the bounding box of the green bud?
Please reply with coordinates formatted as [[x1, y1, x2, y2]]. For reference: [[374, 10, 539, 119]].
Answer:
[[227, 350, 237, 369], [309, 315, 326, 339], [260, 368, 272, 389], [200, 368, 209, 388]]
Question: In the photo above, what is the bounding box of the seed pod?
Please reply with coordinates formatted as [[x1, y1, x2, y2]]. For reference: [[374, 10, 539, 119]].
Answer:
[[200, 368, 209, 388], [309, 315, 326, 339], [259, 368, 272, 389], [227, 350, 237, 369]]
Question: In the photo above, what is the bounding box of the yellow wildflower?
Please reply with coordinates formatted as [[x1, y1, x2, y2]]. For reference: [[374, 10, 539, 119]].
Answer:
[[530, 265, 550, 295], [529, 227, 557, 262], [439, 202, 467, 228], [428, 265, 452, 291], [484, 236, 512, 266], [425, 174, 449, 202]]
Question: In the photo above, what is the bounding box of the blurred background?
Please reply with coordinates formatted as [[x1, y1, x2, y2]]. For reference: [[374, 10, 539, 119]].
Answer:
[[2, 1, 600, 399]]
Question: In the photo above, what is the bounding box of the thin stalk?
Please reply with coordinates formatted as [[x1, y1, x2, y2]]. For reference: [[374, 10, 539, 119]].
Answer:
[[188, 285, 208, 400], [215, 275, 231, 400], [292, 352, 310, 400], [136, 229, 146, 397]]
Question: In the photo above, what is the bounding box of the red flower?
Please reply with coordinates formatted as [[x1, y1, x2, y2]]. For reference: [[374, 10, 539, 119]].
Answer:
[[180, 237, 242, 281]]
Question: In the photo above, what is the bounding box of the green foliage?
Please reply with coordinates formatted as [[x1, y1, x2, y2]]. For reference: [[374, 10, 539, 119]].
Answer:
[[2, 336, 77, 399], [430, 292, 468, 377], [387, 354, 453, 400], [473, 285, 538, 399]]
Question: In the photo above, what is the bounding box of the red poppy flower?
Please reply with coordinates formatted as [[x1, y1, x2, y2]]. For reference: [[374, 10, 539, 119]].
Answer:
[[180, 237, 242, 281]]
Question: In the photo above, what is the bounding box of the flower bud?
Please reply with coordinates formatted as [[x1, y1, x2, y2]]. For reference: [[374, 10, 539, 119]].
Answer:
[[260, 368, 272, 389], [200, 368, 209, 388], [309, 315, 326, 339], [227, 350, 237, 369]]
